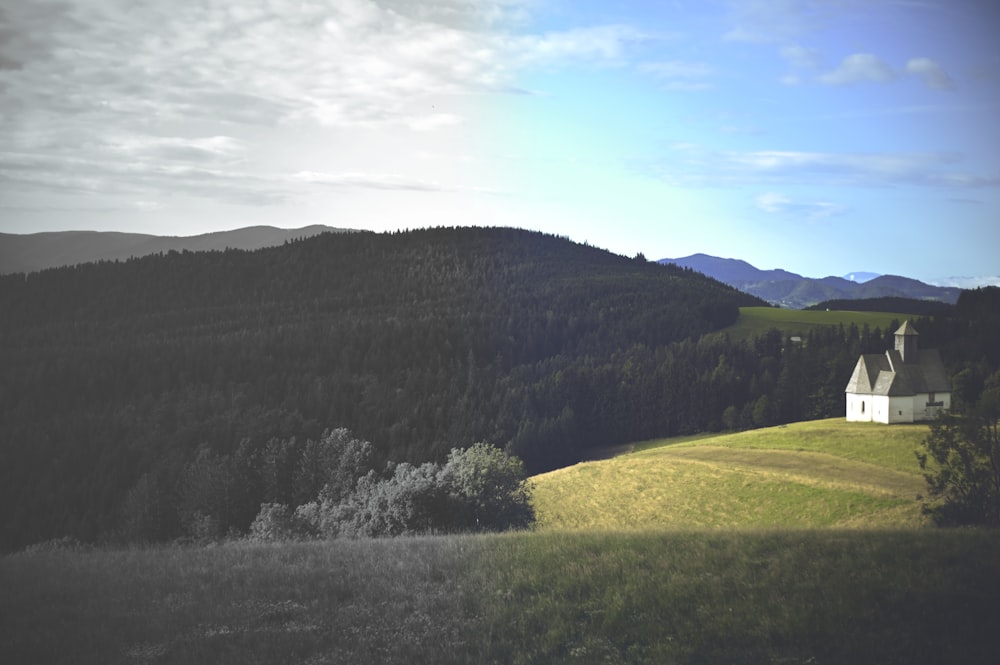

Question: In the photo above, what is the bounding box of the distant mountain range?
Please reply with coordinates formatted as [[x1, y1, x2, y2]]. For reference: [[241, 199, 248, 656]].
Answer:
[[0, 225, 346, 275], [659, 253, 963, 309]]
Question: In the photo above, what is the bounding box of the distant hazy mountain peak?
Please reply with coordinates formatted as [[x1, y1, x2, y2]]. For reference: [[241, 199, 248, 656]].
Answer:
[[843, 271, 880, 283], [0, 225, 348, 275], [658, 254, 801, 284], [658, 253, 961, 309]]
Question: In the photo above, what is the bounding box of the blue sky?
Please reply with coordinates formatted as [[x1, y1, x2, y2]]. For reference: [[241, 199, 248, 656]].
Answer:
[[1, 0, 998, 283]]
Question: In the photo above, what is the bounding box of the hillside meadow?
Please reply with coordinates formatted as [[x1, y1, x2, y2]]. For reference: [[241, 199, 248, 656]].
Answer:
[[4, 418, 999, 663], [722, 306, 904, 341], [532, 419, 931, 531]]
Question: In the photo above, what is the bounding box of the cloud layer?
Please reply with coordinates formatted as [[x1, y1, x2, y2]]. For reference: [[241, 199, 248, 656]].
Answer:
[[0, 0, 645, 208], [755, 192, 847, 219], [649, 145, 999, 189]]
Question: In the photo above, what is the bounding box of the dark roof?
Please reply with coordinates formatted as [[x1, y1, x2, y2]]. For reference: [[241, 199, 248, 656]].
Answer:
[[845, 354, 882, 394], [845, 348, 950, 396]]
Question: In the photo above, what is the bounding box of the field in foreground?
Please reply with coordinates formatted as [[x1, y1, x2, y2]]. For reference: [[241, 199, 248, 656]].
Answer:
[[3, 531, 998, 664], [533, 419, 932, 531]]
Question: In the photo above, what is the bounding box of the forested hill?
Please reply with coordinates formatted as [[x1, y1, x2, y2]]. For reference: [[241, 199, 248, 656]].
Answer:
[[0, 227, 765, 548]]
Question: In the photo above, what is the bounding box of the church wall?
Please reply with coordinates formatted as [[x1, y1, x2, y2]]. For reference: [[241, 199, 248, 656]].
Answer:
[[885, 396, 915, 424], [872, 395, 892, 424], [849, 392, 951, 424], [845, 393, 873, 422], [914, 392, 951, 422]]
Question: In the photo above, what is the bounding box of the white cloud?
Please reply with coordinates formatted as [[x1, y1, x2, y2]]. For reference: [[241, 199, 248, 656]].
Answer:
[[818, 54, 897, 85], [0, 150, 288, 205], [292, 170, 452, 192], [0, 0, 642, 210], [108, 136, 247, 163], [376, 0, 533, 30], [779, 43, 822, 84], [0, 145, 502, 208], [509, 25, 644, 65], [727, 150, 968, 183], [780, 44, 822, 70], [755, 191, 791, 213], [815, 53, 955, 90], [723, 0, 846, 43], [646, 145, 1000, 189], [133, 200, 162, 212], [639, 60, 715, 90], [0, 1, 641, 137], [905, 57, 956, 90], [755, 192, 847, 219]]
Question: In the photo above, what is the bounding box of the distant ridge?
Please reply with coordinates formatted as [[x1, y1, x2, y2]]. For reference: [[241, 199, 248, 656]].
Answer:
[[659, 254, 961, 309], [660, 253, 801, 284], [0, 225, 348, 275]]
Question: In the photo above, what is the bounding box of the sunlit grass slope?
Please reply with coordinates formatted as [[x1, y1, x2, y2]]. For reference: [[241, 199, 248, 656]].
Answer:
[[532, 418, 932, 531], [722, 306, 903, 341]]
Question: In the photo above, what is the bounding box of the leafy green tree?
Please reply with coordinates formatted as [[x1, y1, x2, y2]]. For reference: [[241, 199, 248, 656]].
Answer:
[[248, 503, 311, 542], [338, 463, 450, 537], [917, 386, 1000, 526], [310, 428, 376, 504], [439, 442, 534, 532], [298, 441, 534, 538]]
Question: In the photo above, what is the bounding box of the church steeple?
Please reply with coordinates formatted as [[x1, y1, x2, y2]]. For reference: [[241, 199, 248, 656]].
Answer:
[[894, 320, 919, 363]]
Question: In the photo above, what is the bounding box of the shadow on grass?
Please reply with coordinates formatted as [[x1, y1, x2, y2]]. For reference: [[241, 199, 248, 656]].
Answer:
[[3, 530, 998, 664]]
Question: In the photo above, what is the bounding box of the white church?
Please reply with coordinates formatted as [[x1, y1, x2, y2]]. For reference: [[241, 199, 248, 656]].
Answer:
[[845, 321, 951, 424]]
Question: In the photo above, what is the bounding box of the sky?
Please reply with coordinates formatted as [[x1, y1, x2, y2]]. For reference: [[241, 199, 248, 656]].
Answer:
[[1, 0, 998, 283]]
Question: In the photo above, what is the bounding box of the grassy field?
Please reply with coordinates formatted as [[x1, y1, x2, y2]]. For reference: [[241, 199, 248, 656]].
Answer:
[[5, 418, 999, 664], [1, 538, 475, 665], [3, 531, 999, 664], [722, 306, 904, 341], [533, 419, 931, 531]]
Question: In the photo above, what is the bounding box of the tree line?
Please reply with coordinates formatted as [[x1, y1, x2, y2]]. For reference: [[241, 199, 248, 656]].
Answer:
[[120, 428, 533, 543]]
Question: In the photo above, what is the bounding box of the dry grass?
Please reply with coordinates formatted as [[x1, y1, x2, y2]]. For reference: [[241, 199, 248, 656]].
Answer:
[[533, 419, 931, 531]]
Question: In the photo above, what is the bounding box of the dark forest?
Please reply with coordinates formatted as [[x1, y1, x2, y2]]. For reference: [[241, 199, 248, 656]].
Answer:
[[1, 227, 997, 549]]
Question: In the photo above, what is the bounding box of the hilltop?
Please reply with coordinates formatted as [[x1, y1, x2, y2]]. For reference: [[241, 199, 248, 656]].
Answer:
[[532, 418, 932, 531]]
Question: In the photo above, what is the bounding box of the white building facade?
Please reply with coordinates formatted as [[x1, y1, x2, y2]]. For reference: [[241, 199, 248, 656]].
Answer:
[[845, 321, 951, 424]]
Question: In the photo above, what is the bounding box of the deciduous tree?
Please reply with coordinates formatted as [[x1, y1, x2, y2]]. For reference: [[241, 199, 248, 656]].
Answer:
[[918, 385, 1000, 526]]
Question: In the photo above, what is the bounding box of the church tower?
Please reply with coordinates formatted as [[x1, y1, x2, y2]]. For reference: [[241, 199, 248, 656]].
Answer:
[[894, 320, 919, 364]]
